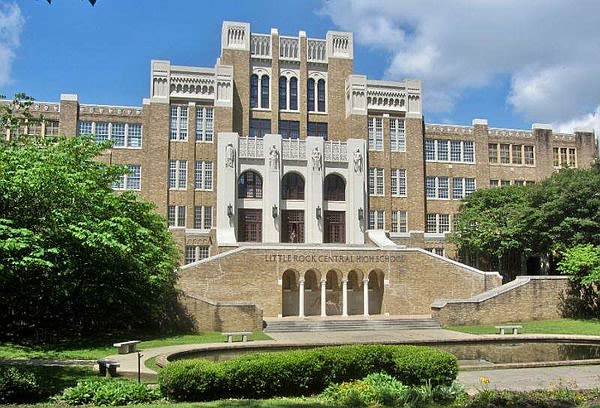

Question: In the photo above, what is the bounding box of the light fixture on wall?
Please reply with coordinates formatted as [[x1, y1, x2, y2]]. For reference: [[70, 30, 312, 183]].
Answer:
[[316, 205, 322, 220], [358, 207, 364, 220], [227, 203, 233, 218], [272, 204, 278, 219]]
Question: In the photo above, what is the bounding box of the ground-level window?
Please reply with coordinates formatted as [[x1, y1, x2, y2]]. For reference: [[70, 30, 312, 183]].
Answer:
[[184, 245, 209, 264], [238, 209, 262, 242]]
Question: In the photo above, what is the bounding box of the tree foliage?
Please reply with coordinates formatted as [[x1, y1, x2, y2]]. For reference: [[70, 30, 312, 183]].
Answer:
[[0, 95, 182, 343]]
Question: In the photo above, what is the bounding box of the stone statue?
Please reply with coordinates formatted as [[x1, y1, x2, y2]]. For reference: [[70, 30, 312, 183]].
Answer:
[[353, 148, 362, 173], [225, 143, 235, 168], [268, 145, 279, 169], [312, 146, 322, 171]]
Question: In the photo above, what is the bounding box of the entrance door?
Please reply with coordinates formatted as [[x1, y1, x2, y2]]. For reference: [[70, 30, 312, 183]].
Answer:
[[324, 211, 345, 243], [282, 210, 304, 243], [238, 209, 262, 242]]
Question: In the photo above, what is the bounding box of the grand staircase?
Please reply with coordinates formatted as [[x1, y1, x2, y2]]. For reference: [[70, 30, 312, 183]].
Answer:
[[263, 317, 441, 333]]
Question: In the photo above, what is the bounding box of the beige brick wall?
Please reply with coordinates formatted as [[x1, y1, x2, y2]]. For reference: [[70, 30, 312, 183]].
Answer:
[[432, 276, 569, 326], [179, 293, 263, 332]]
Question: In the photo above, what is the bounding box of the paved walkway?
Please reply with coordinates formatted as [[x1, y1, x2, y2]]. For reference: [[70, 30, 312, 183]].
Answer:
[[103, 329, 600, 391]]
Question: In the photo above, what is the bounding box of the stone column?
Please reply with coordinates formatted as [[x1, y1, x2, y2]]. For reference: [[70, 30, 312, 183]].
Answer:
[[342, 278, 348, 317], [320, 280, 327, 317], [363, 278, 369, 316], [298, 278, 305, 317]]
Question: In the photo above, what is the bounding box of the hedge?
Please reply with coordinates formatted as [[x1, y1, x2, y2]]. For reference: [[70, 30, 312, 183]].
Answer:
[[158, 344, 458, 401]]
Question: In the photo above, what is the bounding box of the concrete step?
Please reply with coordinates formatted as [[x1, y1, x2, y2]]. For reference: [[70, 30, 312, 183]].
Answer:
[[264, 318, 441, 333]]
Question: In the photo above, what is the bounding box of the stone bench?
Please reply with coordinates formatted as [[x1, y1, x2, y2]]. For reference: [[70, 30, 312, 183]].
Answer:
[[495, 325, 523, 335], [222, 332, 252, 343], [113, 340, 141, 354], [97, 359, 120, 377]]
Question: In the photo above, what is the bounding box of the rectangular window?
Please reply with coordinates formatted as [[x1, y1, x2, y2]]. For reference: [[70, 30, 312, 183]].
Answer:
[[512, 144, 522, 164], [514, 180, 525, 186], [279, 120, 300, 139], [249, 118, 271, 138], [488, 143, 498, 163], [194, 160, 213, 190], [425, 139, 435, 161], [501, 180, 511, 187], [490, 179, 499, 188], [94, 122, 109, 143], [168, 160, 187, 189], [391, 210, 407, 233], [112, 123, 125, 147], [167, 205, 186, 227], [193, 206, 212, 229], [195, 107, 214, 142], [127, 124, 142, 147], [453, 177, 476, 199], [368, 210, 385, 230], [500, 144, 510, 164], [391, 169, 407, 196], [568, 148, 576, 167], [426, 214, 437, 233], [426, 176, 449, 199], [450, 140, 462, 162], [307, 122, 328, 139], [390, 119, 406, 152], [125, 164, 141, 190], [170, 105, 188, 141], [437, 140, 449, 161], [184, 245, 210, 264], [78, 121, 93, 136], [426, 213, 450, 233], [368, 168, 384, 195], [463, 141, 474, 162], [524, 145, 535, 165], [368, 117, 383, 151], [44, 120, 59, 136]]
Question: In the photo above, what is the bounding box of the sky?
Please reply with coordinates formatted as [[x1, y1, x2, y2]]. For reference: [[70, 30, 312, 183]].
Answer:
[[2, 0, 600, 135]]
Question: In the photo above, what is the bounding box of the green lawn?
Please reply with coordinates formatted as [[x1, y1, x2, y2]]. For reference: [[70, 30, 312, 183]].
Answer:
[[447, 318, 600, 335], [0, 332, 271, 361], [18, 398, 332, 408]]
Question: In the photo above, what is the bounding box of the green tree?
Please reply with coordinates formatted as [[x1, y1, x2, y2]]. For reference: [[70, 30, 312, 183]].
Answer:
[[557, 244, 600, 317], [0, 96, 182, 342]]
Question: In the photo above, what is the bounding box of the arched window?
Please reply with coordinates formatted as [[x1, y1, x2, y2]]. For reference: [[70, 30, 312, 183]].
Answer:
[[317, 79, 326, 112], [238, 171, 263, 198], [261, 75, 270, 109], [289, 77, 298, 110], [250, 74, 259, 108], [324, 174, 345, 201], [279, 76, 287, 110], [281, 172, 305, 200], [307, 78, 315, 111]]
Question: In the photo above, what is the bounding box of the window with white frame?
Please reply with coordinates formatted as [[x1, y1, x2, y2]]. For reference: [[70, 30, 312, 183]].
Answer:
[[44, 120, 59, 136], [490, 143, 536, 165], [194, 160, 213, 190], [195, 107, 213, 142], [368, 117, 383, 151], [170, 105, 188, 141], [425, 139, 475, 163], [168, 160, 187, 189], [193, 206, 212, 230], [391, 169, 407, 196], [77, 121, 142, 147], [113, 164, 141, 190], [452, 177, 476, 199], [279, 76, 298, 111], [368, 210, 385, 230], [368, 168, 385, 195], [553, 147, 577, 168], [250, 74, 270, 109], [426, 176, 449, 199], [185, 245, 210, 264], [168, 205, 186, 227], [391, 210, 407, 233], [426, 248, 445, 256], [426, 213, 450, 233], [390, 118, 406, 152]]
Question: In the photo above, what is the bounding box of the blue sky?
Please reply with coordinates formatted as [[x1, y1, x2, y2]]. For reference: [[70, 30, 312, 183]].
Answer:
[[2, 0, 600, 134]]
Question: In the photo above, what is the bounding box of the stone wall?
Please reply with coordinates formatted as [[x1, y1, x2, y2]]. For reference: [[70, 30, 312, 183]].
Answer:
[[179, 293, 263, 332], [431, 276, 569, 326]]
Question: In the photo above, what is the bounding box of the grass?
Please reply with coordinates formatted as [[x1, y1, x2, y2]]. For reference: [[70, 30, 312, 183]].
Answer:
[[0, 332, 271, 361], [447, 318, 600, 335], [17, 398, 332, 408]]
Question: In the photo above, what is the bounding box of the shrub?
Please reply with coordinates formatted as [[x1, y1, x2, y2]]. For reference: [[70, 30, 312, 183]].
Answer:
[[158, 344, 458, 401], [0, 366, 41, 404], [58, 379, 161, 406], [464, 388, 583, 408], [320, 373, 410, 407]]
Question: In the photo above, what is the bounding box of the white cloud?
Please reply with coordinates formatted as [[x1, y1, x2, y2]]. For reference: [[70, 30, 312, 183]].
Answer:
[[0, 2, 24, 87], [554, 106, 600, 138], [321, 0, 600, 126]]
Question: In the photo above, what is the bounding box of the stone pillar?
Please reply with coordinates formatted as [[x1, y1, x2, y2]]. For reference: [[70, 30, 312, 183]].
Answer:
[[363, 278, 369, 316], [320, 280, 327, 317], [298, 278, 305, 317], [342, 278, 348, 317]]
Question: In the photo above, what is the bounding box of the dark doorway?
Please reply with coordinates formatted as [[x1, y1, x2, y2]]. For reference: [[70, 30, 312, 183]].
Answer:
[[324, 211, 345, 243], [282, 210, 304, 243], [238, 209, 262, 242]]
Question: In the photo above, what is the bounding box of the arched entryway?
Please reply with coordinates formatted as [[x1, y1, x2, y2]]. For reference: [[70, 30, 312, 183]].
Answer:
[[347, 269, 364, 315], [304, 269, 320, 316], [368, 269, 385, 315], [281, 269, 299, 317], [325, 270, 342, 315]]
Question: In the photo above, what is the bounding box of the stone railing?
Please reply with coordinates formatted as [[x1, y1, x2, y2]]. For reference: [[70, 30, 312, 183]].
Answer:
[[307, 39, 326, 62], [324, 141, 347, 161], [426, 124, 474, 135], [250, 34, 270, 57], [79, 104, 143, 116], [279, 36, 299, 60], [239, 137, 264, 158], [282, 139, 306, 159]]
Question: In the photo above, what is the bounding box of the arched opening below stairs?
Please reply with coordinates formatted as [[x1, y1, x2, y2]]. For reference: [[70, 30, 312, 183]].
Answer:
[[368, 269, 385, 315], [281, 269, 299, 317], [325, 270, 341, 315]]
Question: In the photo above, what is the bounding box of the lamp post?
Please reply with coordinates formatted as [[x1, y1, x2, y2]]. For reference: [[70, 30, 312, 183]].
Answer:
[[272, 204, 278, 219], [227, 203, 233, 218], [316, 205, 322, 220]]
